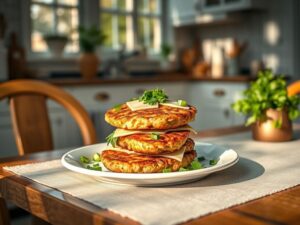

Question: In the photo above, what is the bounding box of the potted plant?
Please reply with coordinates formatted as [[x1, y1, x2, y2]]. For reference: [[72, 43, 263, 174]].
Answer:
[[160, 43, 172, 70], [43, 34, 68, 57], [78, 26, 106, 79], [232, 70, 300, 142]]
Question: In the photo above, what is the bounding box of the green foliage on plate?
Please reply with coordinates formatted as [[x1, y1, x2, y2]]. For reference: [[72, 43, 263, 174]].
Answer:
[[232, 70, 300, 127]]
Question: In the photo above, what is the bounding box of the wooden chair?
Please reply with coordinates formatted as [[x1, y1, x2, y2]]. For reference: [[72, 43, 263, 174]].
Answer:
[[0, 79, 97, 225]]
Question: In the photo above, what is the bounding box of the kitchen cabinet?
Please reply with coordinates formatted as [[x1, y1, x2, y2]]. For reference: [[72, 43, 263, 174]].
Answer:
[[188, 82, 246, 130], [170, 0, 266, 26], [170, 0, 199, 26], [198, 0, 266, 14]]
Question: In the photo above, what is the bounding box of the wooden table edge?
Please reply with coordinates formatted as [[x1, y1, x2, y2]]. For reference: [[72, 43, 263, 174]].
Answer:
[[1, 125, 299, 225]]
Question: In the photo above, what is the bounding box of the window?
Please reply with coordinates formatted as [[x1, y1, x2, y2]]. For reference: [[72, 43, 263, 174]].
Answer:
[[100, 0, 162, 53], [137, 0, 161, 53], [30, 0, 79, 53], [100, 0, 134, 50]]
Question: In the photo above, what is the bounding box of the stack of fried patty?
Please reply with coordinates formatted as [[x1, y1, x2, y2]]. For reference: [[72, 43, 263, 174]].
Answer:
[[102, 101, 197, 173]]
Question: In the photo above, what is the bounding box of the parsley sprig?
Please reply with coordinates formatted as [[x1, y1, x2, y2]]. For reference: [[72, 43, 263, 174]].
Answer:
[[138, 88, 168, 105], [150, 133, 160, 140], [106, 131, 118, 147]]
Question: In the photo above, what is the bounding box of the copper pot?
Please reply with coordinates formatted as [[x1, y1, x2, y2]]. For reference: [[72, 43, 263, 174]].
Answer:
[[252, 108, 292, 142], [79, 53, 99, 79]]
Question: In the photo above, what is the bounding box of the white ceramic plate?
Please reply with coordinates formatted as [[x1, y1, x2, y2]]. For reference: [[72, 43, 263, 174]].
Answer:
[[61, 142, 239, 186]]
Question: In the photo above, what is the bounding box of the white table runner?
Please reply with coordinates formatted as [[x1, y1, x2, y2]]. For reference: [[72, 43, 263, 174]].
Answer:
[[5, 129, 300, 225]]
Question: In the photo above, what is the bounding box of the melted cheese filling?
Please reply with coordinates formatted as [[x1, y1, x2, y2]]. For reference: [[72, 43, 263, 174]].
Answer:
[[113, 125, 197, 138], [104, 146, 186, 162]]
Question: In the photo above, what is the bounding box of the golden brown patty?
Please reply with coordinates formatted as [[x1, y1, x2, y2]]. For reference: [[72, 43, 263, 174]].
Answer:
[[105, 104, 197, 130], [117, 130, 193, 154], [102, 150, 197, 173]]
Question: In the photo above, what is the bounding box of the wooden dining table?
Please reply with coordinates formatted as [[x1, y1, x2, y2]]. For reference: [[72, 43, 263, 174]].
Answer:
[[0, 125, 299, 225]]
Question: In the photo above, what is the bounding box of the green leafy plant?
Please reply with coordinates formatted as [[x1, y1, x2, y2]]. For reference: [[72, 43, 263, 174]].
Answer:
[[79, 26, 106, 53], [160, 43, 172, 60], [232, 70, 300, 127]]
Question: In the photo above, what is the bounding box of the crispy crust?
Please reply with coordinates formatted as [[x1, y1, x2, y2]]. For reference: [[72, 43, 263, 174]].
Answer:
[[101, 150, 197, 173], [105, 104, 197, 130], [117, 131, 194, 154]]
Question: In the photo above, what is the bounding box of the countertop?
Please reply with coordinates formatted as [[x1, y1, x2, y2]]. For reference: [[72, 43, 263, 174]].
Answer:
[[43, 73, 254, 86]]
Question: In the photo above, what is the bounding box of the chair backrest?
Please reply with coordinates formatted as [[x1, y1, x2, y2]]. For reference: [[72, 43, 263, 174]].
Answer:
[[0, 79, 97, 155], [287, 81, 300, 96]]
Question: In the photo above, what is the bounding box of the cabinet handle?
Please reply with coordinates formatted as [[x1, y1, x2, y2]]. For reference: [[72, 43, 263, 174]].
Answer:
[[136, 89, 146, 95], [213, 89, 226, 97], [94, 92, 110, 102], [224, 109, 230, 118]]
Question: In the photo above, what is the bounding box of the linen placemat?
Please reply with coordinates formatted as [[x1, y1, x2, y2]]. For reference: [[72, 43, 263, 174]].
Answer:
[[5, 129, 300, 225]]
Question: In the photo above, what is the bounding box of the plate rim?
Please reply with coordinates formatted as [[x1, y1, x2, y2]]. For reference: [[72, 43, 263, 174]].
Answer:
[[61, 142, 239, 180]]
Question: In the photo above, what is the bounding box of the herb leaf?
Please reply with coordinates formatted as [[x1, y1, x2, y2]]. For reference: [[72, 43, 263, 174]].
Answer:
[[80, 156, 90, 164], [113, 103, 122, 112], [87, 164, 102, 171], [162, 168, 172, 173], [190, 160, 203, 169], [209, 159, 218, 165], [106, 131, 118, 147], [150, 133, 160, 140], [138, 88, 168, 105], [93, 153, 101, 162], [197, 156, 205, 162], [177, 99, 187, 107]]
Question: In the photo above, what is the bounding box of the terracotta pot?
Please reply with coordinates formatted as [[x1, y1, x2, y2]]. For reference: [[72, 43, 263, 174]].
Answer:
[[79, 53, 99, 79], [252, 108, 292, 142]]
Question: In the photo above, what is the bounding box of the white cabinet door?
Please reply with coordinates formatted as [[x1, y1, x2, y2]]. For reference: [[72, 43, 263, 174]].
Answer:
[[188, 82, 247, 130], [170, 0, 198, 25]]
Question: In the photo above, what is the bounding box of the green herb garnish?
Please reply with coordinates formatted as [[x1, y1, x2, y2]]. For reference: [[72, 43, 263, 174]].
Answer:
[[113, 103, 122, 112], [87, 164, 102, 171], [209, 159, 218, 165], [197, 156, 205, 162], [191, 160, 203, 170], [177, 99, 187, 107], [162, 168, 172, 173], [93, 153, 101, 162], [150, 133, 160, 140], [138, 88, 168, 105], [80, 156, 90, 164], [179, 167, 188, 172], [106, 131, 118, 147]]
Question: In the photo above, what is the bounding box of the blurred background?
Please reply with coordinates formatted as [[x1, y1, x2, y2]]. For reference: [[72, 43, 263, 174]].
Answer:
[[0, 0, 300, 158]]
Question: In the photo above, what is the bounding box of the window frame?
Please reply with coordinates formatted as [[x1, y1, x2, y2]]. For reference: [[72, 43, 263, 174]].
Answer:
[[99, 0, 164, 55], [22, 0, 81, 60], [21, 0, 167, 60]]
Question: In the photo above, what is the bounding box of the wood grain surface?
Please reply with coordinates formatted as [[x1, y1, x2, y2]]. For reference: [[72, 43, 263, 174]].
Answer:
[[0, 126, 299, 225]]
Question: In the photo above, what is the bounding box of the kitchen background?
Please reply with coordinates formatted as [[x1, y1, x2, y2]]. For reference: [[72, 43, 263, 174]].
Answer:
[[0, 0, 300, 158]]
